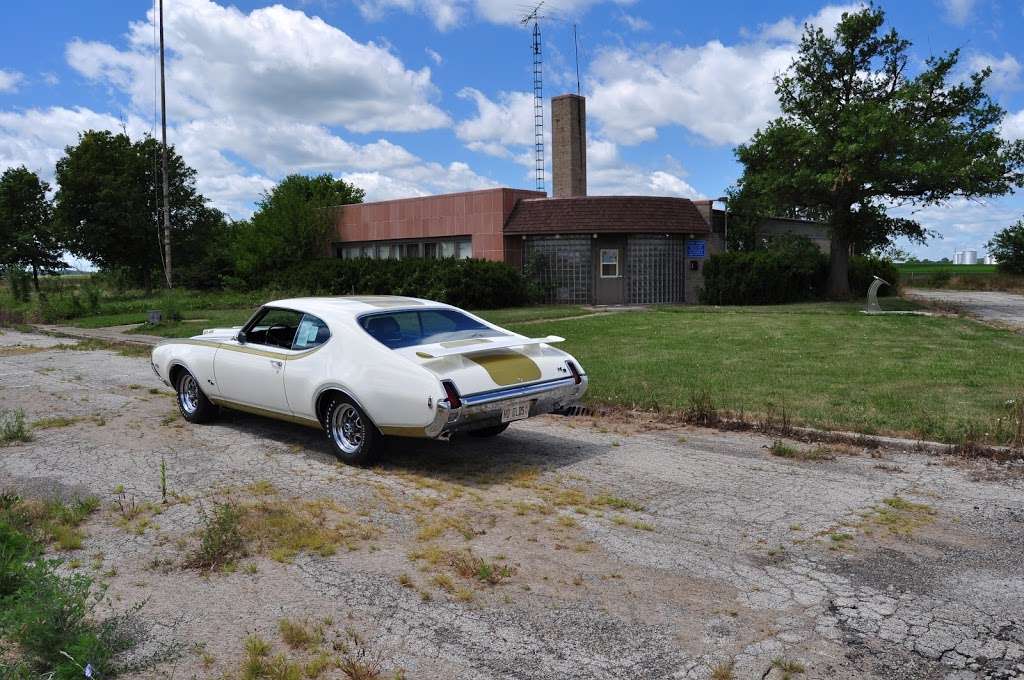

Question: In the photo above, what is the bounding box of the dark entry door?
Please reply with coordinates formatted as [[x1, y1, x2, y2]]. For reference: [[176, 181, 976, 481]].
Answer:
[[593, 237, 625, 305]]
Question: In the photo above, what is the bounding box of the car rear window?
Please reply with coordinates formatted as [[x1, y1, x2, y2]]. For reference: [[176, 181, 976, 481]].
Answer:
[[359, 309, 506, 349]]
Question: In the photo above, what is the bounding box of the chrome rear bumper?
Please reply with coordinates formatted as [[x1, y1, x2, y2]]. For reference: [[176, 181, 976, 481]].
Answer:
[[424, 375, 588, 438]]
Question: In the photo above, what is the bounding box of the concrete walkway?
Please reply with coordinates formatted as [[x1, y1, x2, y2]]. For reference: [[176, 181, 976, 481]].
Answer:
[[904, 288, 1024, 331], [34, 322, 166, 346]]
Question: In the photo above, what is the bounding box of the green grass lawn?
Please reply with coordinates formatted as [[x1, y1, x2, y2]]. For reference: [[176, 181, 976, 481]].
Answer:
[[125, 308, 257, 338], [508, 299, 1024, 445], [896, 263, 996, 275]]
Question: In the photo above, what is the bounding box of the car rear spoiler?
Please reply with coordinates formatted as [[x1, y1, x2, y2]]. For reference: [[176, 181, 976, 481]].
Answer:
[[414, 336, 565, 359]]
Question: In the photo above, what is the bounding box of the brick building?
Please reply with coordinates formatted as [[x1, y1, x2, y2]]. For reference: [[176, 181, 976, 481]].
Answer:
[[332, 93, 825, 305]]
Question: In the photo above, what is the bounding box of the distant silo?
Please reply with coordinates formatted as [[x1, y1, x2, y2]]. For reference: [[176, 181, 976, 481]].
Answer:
[[964, 250, 978, 265]]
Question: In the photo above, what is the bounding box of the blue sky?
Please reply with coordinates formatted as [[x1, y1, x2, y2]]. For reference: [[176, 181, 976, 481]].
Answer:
[[1, 0, 1022, 261]]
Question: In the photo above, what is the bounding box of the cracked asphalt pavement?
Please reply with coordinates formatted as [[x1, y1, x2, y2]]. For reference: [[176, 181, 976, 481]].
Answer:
[[1, 329, 1023, 679]]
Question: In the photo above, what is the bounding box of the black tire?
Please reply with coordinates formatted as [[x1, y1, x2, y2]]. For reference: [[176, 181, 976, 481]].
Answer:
[[324, 396, 380, 465], [175, 370, 219, 424], [468, 423, 510, 438]]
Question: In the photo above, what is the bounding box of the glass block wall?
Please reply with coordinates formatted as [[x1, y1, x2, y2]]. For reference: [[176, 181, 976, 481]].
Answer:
[[625, 234, 685, 304], [523, 236, 593, 304]]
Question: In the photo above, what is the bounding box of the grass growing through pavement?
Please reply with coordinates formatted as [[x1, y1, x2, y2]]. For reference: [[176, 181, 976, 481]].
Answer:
[[509, 301, 1024, 445], [0, 409, 32, 446]]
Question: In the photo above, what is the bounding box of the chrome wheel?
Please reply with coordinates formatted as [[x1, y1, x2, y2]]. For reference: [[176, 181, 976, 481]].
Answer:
[[331, 403, 365, 455], [179, 373, 200, 415]]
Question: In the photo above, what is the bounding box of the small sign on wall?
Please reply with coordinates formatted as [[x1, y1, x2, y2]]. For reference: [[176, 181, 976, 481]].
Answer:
[[686, 240, 706, 258]]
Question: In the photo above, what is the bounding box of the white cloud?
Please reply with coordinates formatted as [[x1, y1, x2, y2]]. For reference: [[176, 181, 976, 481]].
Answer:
[[1002, 109, 1024, 141], [893, 197, 1021, 259], [757, 4, 862, 42], [356, 0, 635, 31], [963, 52, 1022, 92], [586, 138, 704, 198], [588, 41, 793, 145], [940, 0, 975, 25], [0, 69, 24, 93], [453, 87, 704, 197], [587, 4, 861, 147], [0, 0, 507, 217], [425, 47, 443, 65], [68, 0, 449, 133], [344, 161, 498, 201], [455, 87, 535, 156], [42, 72, 60, 86], [619, 13, 650, 31], [0, 106, 149, 179]]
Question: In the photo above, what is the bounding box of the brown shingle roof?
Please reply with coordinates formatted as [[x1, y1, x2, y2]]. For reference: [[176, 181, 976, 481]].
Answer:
[[503, 196, 710, 235]]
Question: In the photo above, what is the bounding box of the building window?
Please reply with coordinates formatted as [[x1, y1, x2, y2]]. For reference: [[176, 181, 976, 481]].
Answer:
[[600, 249, 620, 278], [335, 237, 473, 261]]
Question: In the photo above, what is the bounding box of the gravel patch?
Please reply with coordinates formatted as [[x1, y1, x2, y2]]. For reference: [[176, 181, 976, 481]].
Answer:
[[1, 331, 1022, 679]]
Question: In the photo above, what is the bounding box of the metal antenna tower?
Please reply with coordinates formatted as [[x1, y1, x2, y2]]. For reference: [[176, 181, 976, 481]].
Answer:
[[522, 2, 545, 192]]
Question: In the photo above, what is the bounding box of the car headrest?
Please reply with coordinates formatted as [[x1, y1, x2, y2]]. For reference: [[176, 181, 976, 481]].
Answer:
[[315, 325, 331, 343], [366, 315, 401, 341]]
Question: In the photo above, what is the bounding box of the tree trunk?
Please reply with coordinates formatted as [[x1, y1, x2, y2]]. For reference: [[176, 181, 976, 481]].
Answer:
[[826, 236, 851, 299], [31, 265, 39, 293]]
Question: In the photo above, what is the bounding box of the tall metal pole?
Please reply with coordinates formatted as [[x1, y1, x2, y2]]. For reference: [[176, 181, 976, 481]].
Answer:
[[573, 23, 581, 96], [159, 0, 172, 288]]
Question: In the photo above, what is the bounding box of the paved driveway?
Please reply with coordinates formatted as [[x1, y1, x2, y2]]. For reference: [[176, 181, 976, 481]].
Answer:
[[905, 288, 1024, 330], [1, 329, 1023, 679]]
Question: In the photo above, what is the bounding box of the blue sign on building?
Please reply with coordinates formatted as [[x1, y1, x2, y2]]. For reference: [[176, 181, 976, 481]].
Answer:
[[686, 240, 706, 258]]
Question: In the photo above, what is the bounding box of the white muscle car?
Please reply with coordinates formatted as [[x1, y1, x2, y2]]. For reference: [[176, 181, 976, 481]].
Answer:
[[150, 296, 588, 464]]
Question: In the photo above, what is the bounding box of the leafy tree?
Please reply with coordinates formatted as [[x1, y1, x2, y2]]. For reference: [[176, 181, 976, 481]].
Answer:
[[987, 219, 1024, 275], [232, 174, 364, 286], [54, 130, 225, 290], [0, 167, 63, 291], [733, 6, 1024, 298]]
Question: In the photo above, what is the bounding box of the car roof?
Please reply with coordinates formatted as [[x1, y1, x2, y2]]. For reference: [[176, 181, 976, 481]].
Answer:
[[265, 295, 453, 320]]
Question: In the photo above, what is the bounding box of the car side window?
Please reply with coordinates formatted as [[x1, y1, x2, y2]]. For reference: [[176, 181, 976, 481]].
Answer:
[[292, 314, 331, 350], [245, 308, 304, 350]]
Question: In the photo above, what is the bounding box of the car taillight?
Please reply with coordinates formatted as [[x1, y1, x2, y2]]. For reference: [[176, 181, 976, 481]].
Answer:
[[566, 360, 582, 385], [441, 380, 462, 409]]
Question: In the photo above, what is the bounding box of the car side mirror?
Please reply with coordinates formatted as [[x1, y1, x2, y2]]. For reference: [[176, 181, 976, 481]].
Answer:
[[236, 331, 247, 344]]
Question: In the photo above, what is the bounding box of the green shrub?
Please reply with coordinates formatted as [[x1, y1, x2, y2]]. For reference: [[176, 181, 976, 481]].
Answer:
[[0, 409, 32, 446], [0, 496, 144, 678], [158, 292, 185, 322], [987, 219, 1024, 275], [34, 293, 85, 322], [6, 268, 32, 303], [701, 236, 828, 305], [0, 520, 35, 597], [848, 255, 899, 297], [272, 257, 533, 309], [0, 558, 133, 679], [79, 281, 102, 314], [187, 502, 245, 570]]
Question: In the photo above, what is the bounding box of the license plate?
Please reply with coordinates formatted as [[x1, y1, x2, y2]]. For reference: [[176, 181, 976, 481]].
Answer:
[[501, 402, 530, 423]]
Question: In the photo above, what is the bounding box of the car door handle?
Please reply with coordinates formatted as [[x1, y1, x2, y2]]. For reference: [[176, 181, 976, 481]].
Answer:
[[270, 360, 283, 369]]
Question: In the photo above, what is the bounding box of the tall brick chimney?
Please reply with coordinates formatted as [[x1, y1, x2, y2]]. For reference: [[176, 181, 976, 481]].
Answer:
[[551, 94, 587, 198]]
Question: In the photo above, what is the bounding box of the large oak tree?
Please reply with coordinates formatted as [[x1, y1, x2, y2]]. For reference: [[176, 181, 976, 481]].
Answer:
[[734, 6, 1024, 298], [0, 166, 63, 290], [54, 130, 225, 290]]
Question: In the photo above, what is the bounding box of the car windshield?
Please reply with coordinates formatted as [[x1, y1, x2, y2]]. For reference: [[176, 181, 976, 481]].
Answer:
[[359, 309, 507, 349]]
